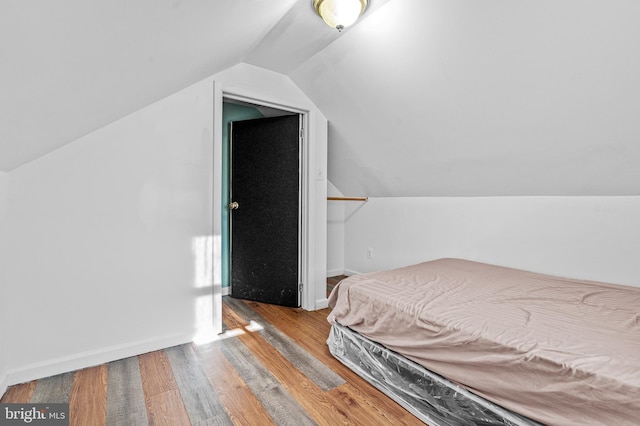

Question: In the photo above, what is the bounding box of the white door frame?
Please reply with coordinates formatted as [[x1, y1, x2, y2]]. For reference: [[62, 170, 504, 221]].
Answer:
[[212, 80, 324, 333]]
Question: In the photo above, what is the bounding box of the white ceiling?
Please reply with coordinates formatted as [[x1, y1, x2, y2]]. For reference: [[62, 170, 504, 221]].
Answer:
[[0, 0, 299, 170], [292, 0, 640, 196], [2, 0, 640, 197]]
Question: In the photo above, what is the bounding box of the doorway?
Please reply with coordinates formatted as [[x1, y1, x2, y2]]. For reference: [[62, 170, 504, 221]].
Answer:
[[222, 99, 302, 307]]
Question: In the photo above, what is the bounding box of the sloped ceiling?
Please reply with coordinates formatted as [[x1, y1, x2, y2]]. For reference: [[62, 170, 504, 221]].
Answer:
[[2, 0, 639, 197], [0, 0, 297, 170], [291, 0, 640, 196]]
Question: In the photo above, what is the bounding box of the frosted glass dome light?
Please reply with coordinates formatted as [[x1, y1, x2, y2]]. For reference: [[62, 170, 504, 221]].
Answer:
[[313, 0, 368, 32]]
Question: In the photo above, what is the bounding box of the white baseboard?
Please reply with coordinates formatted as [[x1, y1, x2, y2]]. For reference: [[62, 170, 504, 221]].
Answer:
[[222, 286, 230, 296], [315, 298, 329, 310], [326, 269, 345, 278], [344, 269, 363, 276], [6, 332, 192, 387], [0, 369, 8, 399]]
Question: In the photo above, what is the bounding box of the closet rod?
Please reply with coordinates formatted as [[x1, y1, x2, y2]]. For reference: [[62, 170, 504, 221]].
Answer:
[[327, 196, 368, 202]]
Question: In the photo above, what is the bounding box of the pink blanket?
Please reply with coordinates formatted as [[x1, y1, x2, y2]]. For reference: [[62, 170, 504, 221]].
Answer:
[[327, 258, 640, 425]]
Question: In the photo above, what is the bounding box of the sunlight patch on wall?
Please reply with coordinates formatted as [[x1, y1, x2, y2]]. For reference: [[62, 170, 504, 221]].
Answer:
[[192, 235, 218, 345], [193, 235, 214, 288], [193, 294, 215, 345]]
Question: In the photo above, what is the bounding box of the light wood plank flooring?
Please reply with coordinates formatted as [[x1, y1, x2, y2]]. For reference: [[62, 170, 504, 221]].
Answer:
[[1, 279, 423, 426], [326, 274, 348, 297]]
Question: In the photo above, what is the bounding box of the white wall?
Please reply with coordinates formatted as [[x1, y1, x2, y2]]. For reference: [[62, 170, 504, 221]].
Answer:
[[327, 181, 345, 277], [345, 196, 640, 288], [2, 63, 328, 385], [0, 171, 8, 396], [4, 79, 215, 384]]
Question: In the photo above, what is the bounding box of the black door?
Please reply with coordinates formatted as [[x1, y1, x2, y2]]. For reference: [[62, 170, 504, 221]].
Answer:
[[229, 115, 301, 307]]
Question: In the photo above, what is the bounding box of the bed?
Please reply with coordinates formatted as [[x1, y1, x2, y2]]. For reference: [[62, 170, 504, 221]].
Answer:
[[326, 258, 640, 425]]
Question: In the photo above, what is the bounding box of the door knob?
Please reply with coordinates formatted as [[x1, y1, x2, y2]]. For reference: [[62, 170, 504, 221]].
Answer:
[[229, 201, 239, 210]]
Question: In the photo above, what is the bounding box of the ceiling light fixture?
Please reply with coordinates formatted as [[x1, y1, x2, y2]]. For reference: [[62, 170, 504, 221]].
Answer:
[[313, 0, 368, 32]]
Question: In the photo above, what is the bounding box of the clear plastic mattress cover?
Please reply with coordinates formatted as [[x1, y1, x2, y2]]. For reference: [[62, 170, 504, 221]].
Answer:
[[327, 324, 540, 426]]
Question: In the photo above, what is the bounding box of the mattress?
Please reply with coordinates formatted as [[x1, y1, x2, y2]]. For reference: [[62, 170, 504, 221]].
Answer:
[[328, 323, 539, 426], [327, 258, 640, 426]]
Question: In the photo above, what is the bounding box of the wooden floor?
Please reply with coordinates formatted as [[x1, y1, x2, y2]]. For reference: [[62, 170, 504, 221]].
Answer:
[[326, 274, 348, 297], [1, 277, 423, 426]]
